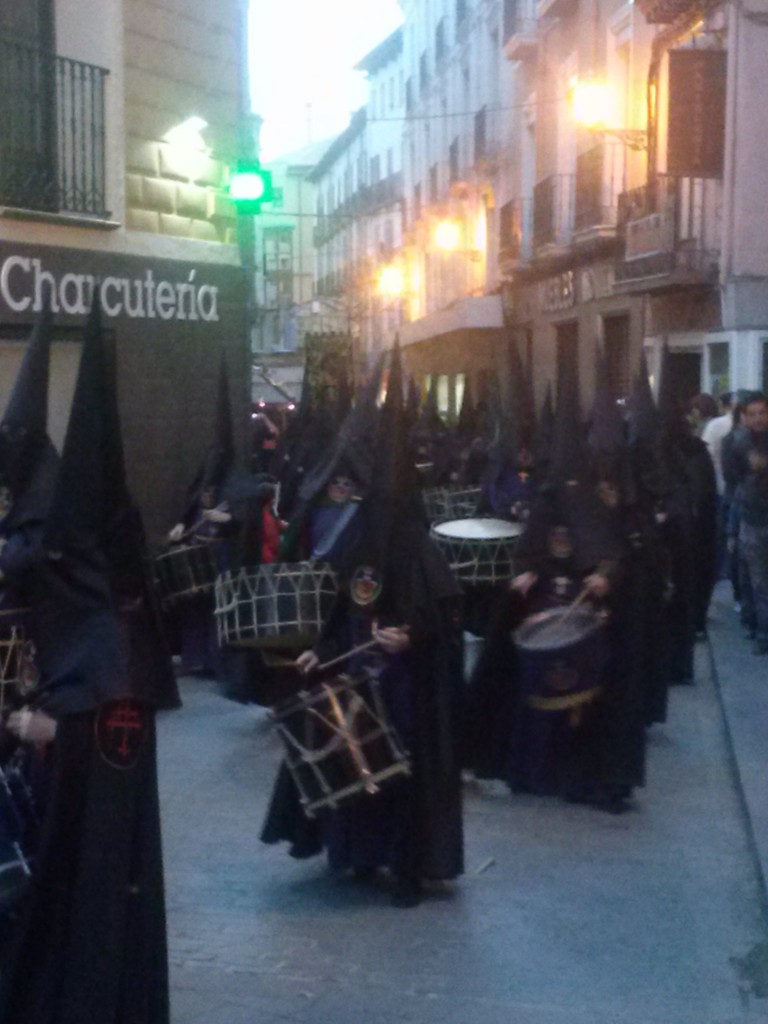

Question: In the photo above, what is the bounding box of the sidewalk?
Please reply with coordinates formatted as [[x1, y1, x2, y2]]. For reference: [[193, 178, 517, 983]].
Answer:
[[708, 581, 768, 924]]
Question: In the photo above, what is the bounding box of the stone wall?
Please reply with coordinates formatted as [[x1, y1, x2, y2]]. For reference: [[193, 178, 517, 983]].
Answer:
[[123, 0, 242, 245]]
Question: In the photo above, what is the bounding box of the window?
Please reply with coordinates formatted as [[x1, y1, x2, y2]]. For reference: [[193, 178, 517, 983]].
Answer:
[[456, 0, 468, 29], [386, 148, 394, 177], [370, 154, 381, 184], [419, 51, 429, 93], [706, 341, 730, 396], [603, 315, 631, 401], [449, 138, 460, 183], [474, 106, 487, 163], [429, 163, 439, 203], [435, 18, 447, 61], [414, 183, 422, 221]]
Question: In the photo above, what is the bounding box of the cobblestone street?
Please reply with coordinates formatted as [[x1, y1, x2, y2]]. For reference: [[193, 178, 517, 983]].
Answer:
[[159, 593, 768, 1024]]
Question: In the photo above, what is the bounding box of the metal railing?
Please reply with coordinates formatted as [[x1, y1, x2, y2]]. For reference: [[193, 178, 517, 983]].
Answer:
[[574, 144, 620, 231], [533, 174, 574, 249], [0, 35, 108, 217]]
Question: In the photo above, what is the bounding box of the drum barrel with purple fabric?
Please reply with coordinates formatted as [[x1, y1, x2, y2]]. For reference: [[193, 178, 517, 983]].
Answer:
[[270, 670, 411, 817], [152, 543, 219, 608], [430, 517, 523, 586], [214, 561, 338, 650], [513, 606, 609, 712]]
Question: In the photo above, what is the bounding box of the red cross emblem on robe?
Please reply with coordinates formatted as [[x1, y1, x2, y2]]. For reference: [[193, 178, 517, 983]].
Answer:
[[96, 699, 149, 769]]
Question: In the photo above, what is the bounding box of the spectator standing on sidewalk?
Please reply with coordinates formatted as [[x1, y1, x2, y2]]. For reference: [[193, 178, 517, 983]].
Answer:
[[729, 393, 768, 654], [702, 393, 734, 497]]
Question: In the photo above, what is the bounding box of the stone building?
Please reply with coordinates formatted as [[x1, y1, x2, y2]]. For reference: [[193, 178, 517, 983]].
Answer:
[[0, 0, 251, 540]]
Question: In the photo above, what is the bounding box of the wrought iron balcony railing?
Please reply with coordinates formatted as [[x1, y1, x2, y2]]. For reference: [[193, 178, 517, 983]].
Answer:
[[0, 35, 109, 217], [533, 174, 574, 250]]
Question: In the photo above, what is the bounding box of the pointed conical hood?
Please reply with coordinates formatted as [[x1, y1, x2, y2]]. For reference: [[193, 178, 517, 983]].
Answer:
[[2, 305, 51, 437], [589, 347, 625, 455], [43, 295, 122, 553], [37, 293, 178, 713], [297, 352, 386, 506], [405, 375, 421, 433], [628, 348, 659, 445], [334, 340, 442, 619], [534, 384, 555, 468], [0, 306, 54, 498], [547, 354, 588, 486], [202, 352, 236, 491]]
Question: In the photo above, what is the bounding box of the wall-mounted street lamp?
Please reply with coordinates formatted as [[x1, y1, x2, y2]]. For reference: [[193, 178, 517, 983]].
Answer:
[[570, 78, 648, 152], [377, 264, 406, 297], [433, 218, 483, 261]]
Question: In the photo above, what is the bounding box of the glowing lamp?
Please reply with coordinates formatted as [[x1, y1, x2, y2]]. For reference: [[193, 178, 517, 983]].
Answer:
[[378, 265, 405, 297], [434, 219, 462, 252], [571, 79, 612, 129]]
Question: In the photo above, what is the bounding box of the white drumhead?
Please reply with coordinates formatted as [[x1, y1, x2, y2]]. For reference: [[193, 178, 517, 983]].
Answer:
[[432, 517, 523, 540]]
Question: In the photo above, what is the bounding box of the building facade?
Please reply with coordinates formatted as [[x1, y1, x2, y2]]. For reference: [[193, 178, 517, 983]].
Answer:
[[392, 0, 513, 415], [0, 0, 251, 540], [309, 28, 406, 368]]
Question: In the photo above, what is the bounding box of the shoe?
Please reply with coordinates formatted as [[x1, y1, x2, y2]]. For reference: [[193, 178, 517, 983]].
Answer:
[[391, 876, 422, 908], [752, 643, 768, 656]]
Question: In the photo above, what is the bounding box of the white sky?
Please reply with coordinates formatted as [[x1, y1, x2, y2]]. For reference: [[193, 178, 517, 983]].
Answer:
[[249, 0, 404, 161]]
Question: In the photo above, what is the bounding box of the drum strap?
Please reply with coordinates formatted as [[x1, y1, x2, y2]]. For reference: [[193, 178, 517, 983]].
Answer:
[[526, 686, 602, 726], [311, 502, 358, 559]]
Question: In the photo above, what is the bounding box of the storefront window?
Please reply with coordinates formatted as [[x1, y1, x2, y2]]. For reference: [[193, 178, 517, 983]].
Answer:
[[707, 341, 730, 396], [437, 374, 450, 417], [454, 373, 466, 421]]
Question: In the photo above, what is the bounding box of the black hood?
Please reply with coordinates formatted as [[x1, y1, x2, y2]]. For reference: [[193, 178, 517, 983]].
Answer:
[[0, 306, 54, 502], [35, 296, 179, 714]]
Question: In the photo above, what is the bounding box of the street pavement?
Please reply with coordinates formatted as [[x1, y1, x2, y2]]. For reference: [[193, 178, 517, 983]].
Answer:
[[159, 586, 768, 1024]]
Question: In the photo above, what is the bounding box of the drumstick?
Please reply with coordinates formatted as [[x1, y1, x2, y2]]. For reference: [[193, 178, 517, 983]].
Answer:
[[315, 625, 409, 673], [558, 585, 591, 626], [538, 585, 591, 645]]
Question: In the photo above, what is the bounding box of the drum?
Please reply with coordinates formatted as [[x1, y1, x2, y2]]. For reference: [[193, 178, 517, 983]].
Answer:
[[214, 561, 338, 649], [271, 671, 411, 817], [152, 543, 219, 608], [0, 609, 39, 714], [513, 606, 609, 715], [421, 484, 481, 523], [430, 517, 523, 585]]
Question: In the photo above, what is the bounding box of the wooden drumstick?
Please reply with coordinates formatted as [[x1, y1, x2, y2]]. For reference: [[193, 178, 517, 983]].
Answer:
[[558, 585, 591, 626], [314, 625, 410, 673]]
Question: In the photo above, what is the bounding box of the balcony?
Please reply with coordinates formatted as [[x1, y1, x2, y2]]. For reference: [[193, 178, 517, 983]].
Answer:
[[635, 0, 698, 22], [572, 144, 621, 247], [498, 197, 533, 272], [614, 175, 719, 293], [503, 19, 539, 61], [533, 174, 574, 252], [0, 35, 109, 218], [536, 0, 577, 19], [503, 0, 538, 60]]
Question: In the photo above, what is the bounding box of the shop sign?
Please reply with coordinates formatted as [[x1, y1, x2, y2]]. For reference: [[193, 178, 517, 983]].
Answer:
[[625, 212, 674, 260], [0, 251, 224, 322]]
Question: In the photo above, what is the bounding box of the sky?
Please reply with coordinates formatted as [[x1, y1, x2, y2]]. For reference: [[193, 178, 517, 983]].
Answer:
[[249, 0, 404, 162]]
